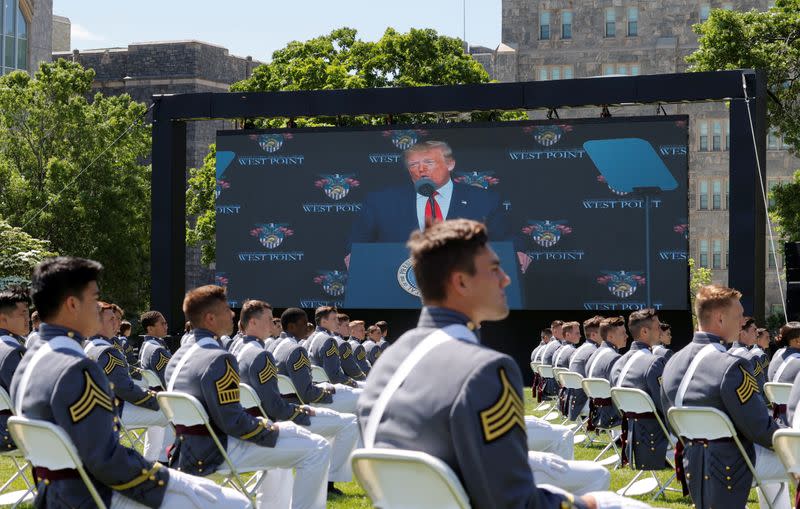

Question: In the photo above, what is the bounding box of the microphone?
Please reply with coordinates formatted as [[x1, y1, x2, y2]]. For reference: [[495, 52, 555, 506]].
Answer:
[[415, 178, 437, 197]]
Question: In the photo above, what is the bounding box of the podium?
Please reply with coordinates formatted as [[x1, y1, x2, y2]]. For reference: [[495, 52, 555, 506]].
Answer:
[[344, 241, 523, 309]]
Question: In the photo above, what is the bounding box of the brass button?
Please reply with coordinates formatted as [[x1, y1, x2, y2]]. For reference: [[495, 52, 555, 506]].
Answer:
[[198, 468, 203, 473], [149, 475, 155, 481], [651, 447, 655, 451], [727, 485, 732, 490], [197, 460, 203, 465], [158, 480, 165, 486], [704, 475, 709, 480], [725, 466, 730, 470], [686, 473, 691, 479], [44, 479, 50, 485], [726, 476, 731, 480], [703, 444, 708, 448], [141, 469, 148, 475]]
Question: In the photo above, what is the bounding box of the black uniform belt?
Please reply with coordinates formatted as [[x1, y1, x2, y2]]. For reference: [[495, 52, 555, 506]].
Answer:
[[586, 397, 613, 432], [0, 409, 11, 416], [174, 424, 210, 436], [245, 407, 262, 418], [34, 466, 79, 482], [773, 404, 787, 420]]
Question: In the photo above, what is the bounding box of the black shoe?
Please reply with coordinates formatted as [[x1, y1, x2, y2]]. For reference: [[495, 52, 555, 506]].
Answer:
[[328, 482, 344, 496]]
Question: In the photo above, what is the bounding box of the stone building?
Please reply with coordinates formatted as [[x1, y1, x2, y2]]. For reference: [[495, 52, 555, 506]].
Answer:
[[473, 0, 793, 317], [53, 41, 262, 290], [1, 0, 54, 75]]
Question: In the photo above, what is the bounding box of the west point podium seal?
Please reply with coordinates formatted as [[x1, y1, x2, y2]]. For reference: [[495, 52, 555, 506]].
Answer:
[[396, 258, 420, 297]]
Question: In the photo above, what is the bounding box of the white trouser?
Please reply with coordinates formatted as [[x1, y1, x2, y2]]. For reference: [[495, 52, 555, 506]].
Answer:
[[528, 451, 610, 495], [226, 422, 331, 509], [305, 407, 359, 482], [355, 381, 367, 388], [121, 404, 171, 462], [317, 384, 362, 414], [525, 415, 574, 460], [111, 468, 250, 508], [754, 444, 791, 509]]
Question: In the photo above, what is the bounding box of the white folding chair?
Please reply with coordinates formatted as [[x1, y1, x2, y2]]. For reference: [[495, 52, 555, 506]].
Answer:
[[0, 388, 35, 508], [276, 374, 303, 403], [610, 387, 680, 498], [668, 406, 786, 509], [530, 362, 550, 412], [764, 382, 792, 406], [773, 429, 800, 476], [536, 365, 559, 421], [555, 371, 588, 444], [140, 369, 163, 390], [581, 378, 621, 467], [7, 416, 106, 509], [311, 365, 330, 383], [239, 383, 267, 418], [351, 448, 470, 509], [156, 391, 259, 505]]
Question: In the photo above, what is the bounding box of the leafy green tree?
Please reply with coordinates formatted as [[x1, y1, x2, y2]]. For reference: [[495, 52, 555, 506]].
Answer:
[[188, 27, 524, 264], [689, 257, 713, 326], [0, 217, 57, 289], [0, 60, 151, 312], [770, 170, 800, 242]]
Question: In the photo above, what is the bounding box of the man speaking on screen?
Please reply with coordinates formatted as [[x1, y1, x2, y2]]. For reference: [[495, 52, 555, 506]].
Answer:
[[348, 140, 511, 249]]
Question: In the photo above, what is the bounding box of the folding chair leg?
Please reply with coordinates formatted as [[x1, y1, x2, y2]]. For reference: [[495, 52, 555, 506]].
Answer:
[[618, 470, 645, 496], [652, 470, 678, 500]]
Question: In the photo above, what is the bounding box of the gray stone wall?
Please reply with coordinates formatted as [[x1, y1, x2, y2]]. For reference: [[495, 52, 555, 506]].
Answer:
[[51, 14, 69, 52], [28, 0, 53, 71]]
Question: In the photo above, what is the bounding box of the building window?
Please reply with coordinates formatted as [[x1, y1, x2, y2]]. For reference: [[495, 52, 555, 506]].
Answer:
[[699, 180, 709, 210], [1, 0, 28, 75], [551, 67, 560, 80], [768, 243, 777, 269], [617, 64, 627, 75], [768, 130, 780, 150], [725, 179, 730, 209], [605, 8, 616, 37], [540, 11, 551, 40], [699, 122, 709, 151], [725, 119, 730, 149], [700, 4, 711, 22], [603, 64, 615, 75], [712, 120, 722, 151], [722, 3, 733, 10], [700, 240, 709, 268], [563, 66, 573, 79], [713, 239, 722, 269], [561, 10, 572, 39], [627, 7, 638, 36], [539, 68, 548, 81], [768, 178, 781, 209], [537, 65, 574, 81], [712, 180, 722, 210], [631, 65, 641, 75]]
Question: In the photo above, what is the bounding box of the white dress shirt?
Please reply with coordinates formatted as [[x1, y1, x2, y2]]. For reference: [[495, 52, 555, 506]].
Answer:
[[415, 179, 453, 230]]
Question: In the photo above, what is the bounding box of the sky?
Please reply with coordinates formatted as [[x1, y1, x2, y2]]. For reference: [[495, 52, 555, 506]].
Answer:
[[54, 1, 502, 62]]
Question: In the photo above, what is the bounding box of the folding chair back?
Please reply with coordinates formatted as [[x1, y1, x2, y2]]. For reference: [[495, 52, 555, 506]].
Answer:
[[764, 382, 792, 406], [239, 383, 266, 417], [351, 448, 470, 509], [0, 386, 12, 413], [7, 416, 107, 509], [276, 374, 302, 403], [311, 365, 330, 383], [530, 361, 540, 374], [773, 429, 800, 475], [557, 371, 584, 390], [537, 364, 554, 379], [552, 367, 567, 380], [581, 378, 612, 399], [611, 387, 674, 444], [140, 369, 163, 390]]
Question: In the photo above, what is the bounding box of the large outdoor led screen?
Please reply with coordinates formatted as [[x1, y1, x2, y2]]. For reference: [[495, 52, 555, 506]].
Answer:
[[215, 117, 689, 311]]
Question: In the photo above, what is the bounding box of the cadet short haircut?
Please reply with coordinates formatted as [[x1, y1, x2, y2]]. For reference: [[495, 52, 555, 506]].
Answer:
[[757, 328, 769, 338], [550, 320, 564, 329], [561, 321, 580, 335], [272, 317, 281, 325], [406, 219, 488, 302], [31, 257, 103, 321], [367, 325, 379, 334], [376, 321, 388, 334], [0, 286, 30, 316], [541, 327, 552, 337], [741, 316, 756, 330], [140, 311, 164, 330], [119, 321, 131, 335], [183, 285, 227, 327], [659, 322, 671, 332], [779, 322, 800, 344], [337, 313, 350, 323], [314, 306, 336, 325], [583, 316, 603, 335], [350, 320, 365, 328], [30, 310, 39, 323], [694, 285, 742, 326], [240, 300, 272, 329], [281, 308, 307, 331], [600, 316, 625, 340], [628, 308, 658, 338], [111, 304, 124, 319]]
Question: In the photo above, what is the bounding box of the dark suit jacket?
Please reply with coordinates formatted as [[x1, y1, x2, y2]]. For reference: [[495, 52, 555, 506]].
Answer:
[[349, 181, 510, 243]]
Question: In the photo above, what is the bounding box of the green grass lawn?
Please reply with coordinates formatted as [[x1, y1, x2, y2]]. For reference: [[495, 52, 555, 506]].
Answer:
[[0, 394, 775, 508]]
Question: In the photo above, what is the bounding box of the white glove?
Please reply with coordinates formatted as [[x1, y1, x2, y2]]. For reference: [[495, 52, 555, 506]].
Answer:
[[527, 451, 569, 473], [586, 491, 654, 509]]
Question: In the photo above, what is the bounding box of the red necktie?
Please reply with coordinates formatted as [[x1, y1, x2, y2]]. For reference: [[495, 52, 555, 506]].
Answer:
[[424, 191, 443, 223]]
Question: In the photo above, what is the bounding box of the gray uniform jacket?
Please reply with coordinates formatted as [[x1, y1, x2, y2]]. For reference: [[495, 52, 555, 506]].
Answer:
[[348, 337, 370, 375], [138, 336, 172, 387], [234, 335, 310, 425], [530, 343, 543, 362], [652, 344, 674, 361], [660, 331, 781, 509], [164, 329, 279, 476], [770, 346, 800, 383], [540, 340, 563, 397], [334, 335, 365, 381], [609, 340, 667, 470], [363, 340, 382, 367], [583, 341, 622, 429], [768, 346, 788, 382], [552, 343, 576, 369], [0, 331, 24, 451], [306, 327, 353, 385], [85, 336, 159, 412], [566, 341, 598, 421], [356, 307, 586, 509], [785, 369, 800, 426], [728, 342, 768, 396], [266, 333, 334, 405], [11, 323, 169, 508]]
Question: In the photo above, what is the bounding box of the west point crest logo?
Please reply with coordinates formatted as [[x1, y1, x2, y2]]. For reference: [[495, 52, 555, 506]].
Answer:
[[215, 179, 230, 199], [214, 273, 229, 289], [315, 174, 360, 201], [597, 271, 646, 299], [250, 223, 294, 249], [673, 222, 689, 240], [524, 124, 572, 147], [521, 220, 572, 248], [314, 270, 347, 297], [453, 171, 500, 189], [383, 129, 427, 150], [596, 175, 629, 196], [250, 133, 293, 153]]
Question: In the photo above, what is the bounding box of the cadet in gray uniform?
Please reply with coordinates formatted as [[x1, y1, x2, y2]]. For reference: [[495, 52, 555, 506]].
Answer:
[[728, 317, 768, 401], [332, 314, 365, 383], [609, 309, 668, 470], [138, 311, 172, 387], [768, 343, 789, 382], [271, 310, 359, 415], [166, 285, 332, 509], [0, 286, 29, 452], [652, 322, 674, 360], [584, 316, 627, 430], [85, 302, 170, 464], [347, 321, 371, 376], [537, 321, 564, 400], [357, 219, 650, 509], [786, 368, 800, 427], [235, 300, 359, 495], [362, 326, 382, 366], [566, 316, 603, 421], [375, 320, 390, 351], [769, 322, 800, 383], [306, 307, 359, 389], [12, 257, 248, 508], [661, 284, 790, 509], [552, 321, 580, 415]]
